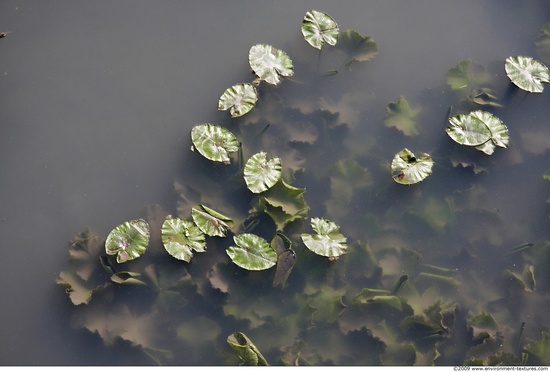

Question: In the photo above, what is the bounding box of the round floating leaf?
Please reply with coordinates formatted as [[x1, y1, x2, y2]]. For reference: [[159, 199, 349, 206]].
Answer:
[[391, 148, 434, 185], [218, 83, 258, 118], [249, 44, 294, 85], [301, 10, 339, 50], [505, 56, 550, 93], [191, 204, 234, 237], [226, 233, 277, 271], [161, 217, 206, 262], [301, 217, 348, 258], [105, 219, 150, 263], [244, 151, 282, 193], [470, 110, 509, 155], [191, 123, 239, 164], [446, 113, 492, 146]]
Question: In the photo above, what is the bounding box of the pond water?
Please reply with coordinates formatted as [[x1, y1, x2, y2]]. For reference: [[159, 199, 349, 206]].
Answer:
[[1, 0, 550, 366]]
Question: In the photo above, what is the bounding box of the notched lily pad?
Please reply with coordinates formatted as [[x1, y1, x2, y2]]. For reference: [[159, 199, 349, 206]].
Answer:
[[249, 44, 294, 85], [218, 83, 258, 118], [190, 124, 239, 164], [301, 10, 339, 50], [446, 59, 491, 91], [191, 204, 233, 237], [335, 29, 378, 66], [391, 148, 433, 185], [243, 151, 282, 193], [105, 219, 150, 263], [226, 233, 277, 271], [301, 217, 348, 258], [505, 56, 550, 93], [161, 217, 206, 262], [384, 96, 421, 136], [446, 113, 492, 147]]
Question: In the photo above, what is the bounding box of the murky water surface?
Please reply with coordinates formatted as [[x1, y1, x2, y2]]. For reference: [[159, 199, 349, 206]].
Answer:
[[1, 0, 550, 366]]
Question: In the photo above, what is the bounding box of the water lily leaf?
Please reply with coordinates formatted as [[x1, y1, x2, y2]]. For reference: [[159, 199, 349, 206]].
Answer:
[[335, 29, 378, 66], [468, 88, 503, 108], [55, 271, 109, 305], [301, 217, 348, 258], [384, 96, 421, 136], [249, 44, 294, 85], [446, 59, 491, 91], [66, 228, 105, 281], [190, 123, 239, 164], [446, 113, 492, 147], [243, 151, 282, 193], [227, 332, 269, 366], [256, 178, 309, 231], [505, 56, 550, 93], [191, 204, 233, 237], [469, 110, 509, 155], [271, 233, 296, 288], [105, 219, 150, 263], [301, 10, 339, 50], [391, 148, 433, 185], [226, 233, 277, 271], [309, 285, 347, 323], [218, 83, 258, 118], [161, 217, 206, 262]]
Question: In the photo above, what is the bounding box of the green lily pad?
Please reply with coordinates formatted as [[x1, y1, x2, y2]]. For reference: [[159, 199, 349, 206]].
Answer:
[[190, 123, 239, 164], [226, 233, 277, 271], [301, 10, 339, 50], [335, 29, 378, 66], [446, 113, 492, 147], [218, 83, 258, 118], [391, 148, 433, 185], [249, 44, 294, 85], [161, 217, 206, 262], [301, 217, 348, 258], [227, 332, 269, 366], [244, 151, 282, 193], [191, 204, 234, 237], [469, 110, 509, 155], [505, 56, 550, 93], [446, 59, 491, 91], [384, 96, 421, 136], [105, 219, 150, 263]]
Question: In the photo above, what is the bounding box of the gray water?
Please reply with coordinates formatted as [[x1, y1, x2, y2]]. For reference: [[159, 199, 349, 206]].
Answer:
[[1, 0, 550, 366]]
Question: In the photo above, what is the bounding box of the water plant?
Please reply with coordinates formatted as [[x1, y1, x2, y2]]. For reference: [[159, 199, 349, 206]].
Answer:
[[504, 55, 550, 93]]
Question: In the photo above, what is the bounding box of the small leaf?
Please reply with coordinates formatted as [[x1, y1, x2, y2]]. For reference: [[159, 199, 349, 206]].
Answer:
[[446, 113, 492, 147], [335, 29, 378, 66], [391, 148, 433, 185], [227, 233, 277, 271], [301, 10, 339, 50], [249, 44, 294, 85], [301, 217, 348, 258], [505, 56, 550, 93], [105, 219, 150, 263], [244, 151, 282, 193], [55, 271, 108, 305], [446, 59, 491, 91], [384, 96, 421, 136], [190, 123, 239, 164], [191, 204, 233, 237], [227, 332, 269, 366], [470, 110, 509, 155], [161, 217, 206, 262], [218, 83, 258, 118]]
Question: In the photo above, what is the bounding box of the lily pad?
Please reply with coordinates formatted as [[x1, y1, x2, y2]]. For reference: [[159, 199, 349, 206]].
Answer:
[[446, 113, 492, 147], [384, 96, 421, 136], [469, 110, 509, 155], [161, 217, 206, 262], [227, 233, 277, 271], [191, 204, 233, 237], [505, 56, 550, 93], [391, 148, 433, 185], [244, 151, 282, 193], [335, 29, 378, 66], [446, 59, 491, 91], [301, 10, 339, 50], [105, 219, 150, 263], [249, 44, 294, 85], [301, 217, 348, 258], [191, 123, 239, 164], [218, 83, 258, 118]]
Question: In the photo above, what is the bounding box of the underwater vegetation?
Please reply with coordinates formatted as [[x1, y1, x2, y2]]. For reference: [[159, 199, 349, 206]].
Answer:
[[56, 10, 550, 366]]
